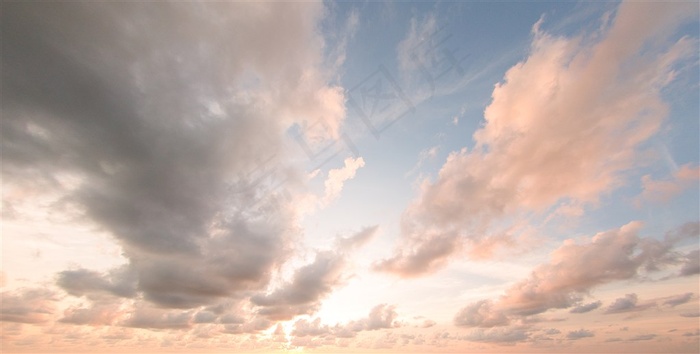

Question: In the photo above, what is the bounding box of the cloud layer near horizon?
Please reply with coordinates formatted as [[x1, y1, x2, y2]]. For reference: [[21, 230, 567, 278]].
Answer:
[[453, 221, 698, 328]]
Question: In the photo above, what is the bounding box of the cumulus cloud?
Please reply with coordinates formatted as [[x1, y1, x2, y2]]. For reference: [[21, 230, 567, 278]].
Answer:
[[454, 222, 697, 327], [252, 252, 347, 321], [291, 303, 399, 343], [454, 300, 509, 328], [57, 267, 137, 299], [604, 293, 655, 314], [252, 225, 378, 321], [377, 1, 697, 277], [293, 317, 333, 338], [358, 304, 400, 331], [569, 301, 602, 314], [3, 1, 352, 324]]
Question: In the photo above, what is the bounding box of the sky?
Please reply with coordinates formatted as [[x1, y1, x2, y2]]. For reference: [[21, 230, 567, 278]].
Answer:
[[1, 1, 699, 353]]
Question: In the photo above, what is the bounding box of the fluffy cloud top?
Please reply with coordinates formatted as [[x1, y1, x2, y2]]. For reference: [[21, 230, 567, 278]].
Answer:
[[292, 303, 399, 340], [377, 1, 697, 277]]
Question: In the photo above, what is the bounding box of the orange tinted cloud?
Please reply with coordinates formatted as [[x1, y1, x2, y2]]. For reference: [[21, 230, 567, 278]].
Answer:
[[378, 2, 697, 277]]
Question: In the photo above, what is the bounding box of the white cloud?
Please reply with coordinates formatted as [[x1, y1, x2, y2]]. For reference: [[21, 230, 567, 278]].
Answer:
[[323, 156, 366, 205]]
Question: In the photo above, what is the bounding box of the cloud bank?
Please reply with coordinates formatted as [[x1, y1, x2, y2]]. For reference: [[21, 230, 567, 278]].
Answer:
[[2, 1, 354, 326]]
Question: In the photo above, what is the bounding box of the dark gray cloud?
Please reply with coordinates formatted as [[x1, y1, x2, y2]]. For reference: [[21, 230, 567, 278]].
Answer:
[[3, 2, 344, 315], [252, 251, 347, 321], [57, 266, 137, 299], [569, 300, 602, 314], [252, 226, 378, 321]]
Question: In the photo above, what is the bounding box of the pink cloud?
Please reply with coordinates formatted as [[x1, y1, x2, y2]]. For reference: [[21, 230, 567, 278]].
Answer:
[[638, 164, 700, 204], [0, 288, 58, 324], [377, 2, 697, 277], [453, 222, 698, 327]]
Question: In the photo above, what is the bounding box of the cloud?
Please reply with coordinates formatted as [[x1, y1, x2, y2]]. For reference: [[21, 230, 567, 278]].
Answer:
[[683, 330, 700, 337], [569, 301, 602, 314], [397, 13, 438, 74], [0, 288, 58, 324], [679, 250, 699, 276], [454, 300, 509, 328], [628, 334, 657, 341], [459, 327, 530, 344], [57, 267, 137, 299], [454, 222, 696, 327], [252, 251, 347, 321], [336, 225, 380, 251], [3, 1, 350, 318], [292, 318, 332, 338], [637, 163, 700, 205], [322, 157, 365, 205], [358, 304, 399, 331], [662, 292, 694, 307], [543, 328, 561, 335], [60, 301, 124, 326], [604, 293, 655, 314], [291, 303, 399, 343], [377, 1, 697, 277], [421, 319, 437, 328], [680, 312, 700, 318], [566, 329, 595, 340], [252, 225, 378, 321], [124, 305, 193, 330]]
